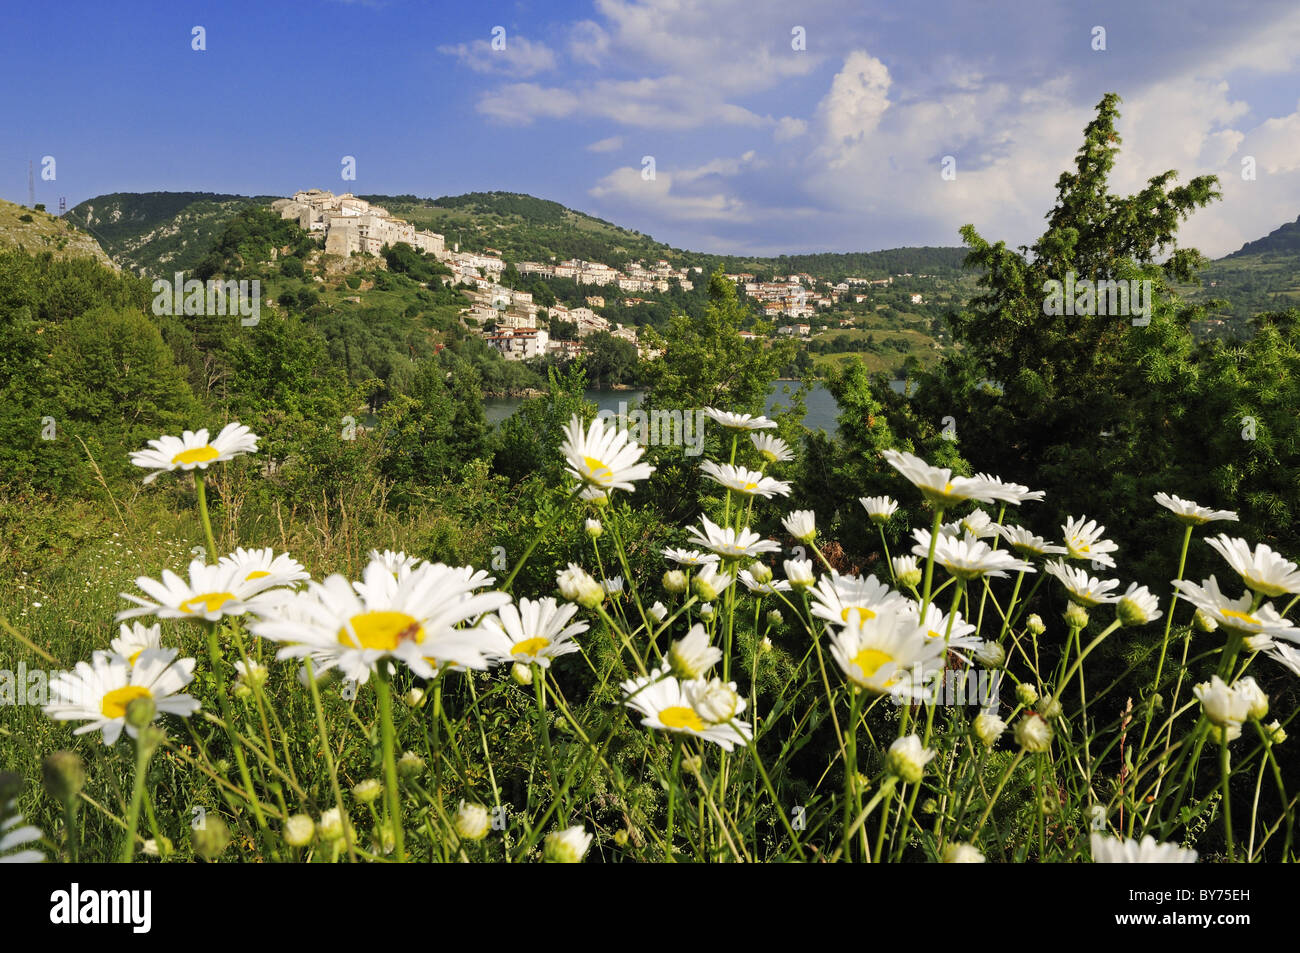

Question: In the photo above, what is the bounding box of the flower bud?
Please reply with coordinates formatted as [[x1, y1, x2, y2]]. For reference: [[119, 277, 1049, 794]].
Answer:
[[352, 779, 383, 804], [318, 808, 345, 841], [1037, 694, 1063, 720], [405, 687, 425, 707], [698, 602, 715, 622], [942, 842, 985, 863], [557, 564, 604, 608], [193, 816, 230, 861], [1193, 609, 1218, 633], [42, 751, 86, 803], [663, 569, 688, 594], [284, 813, 315, 847], [1064, 601, 1089, 630], [544, 825, 593, 863], [766, 609, 782, 627], [973, 641, 1005, 668], [397, 751, 425, 778], [783, 558, 816, 589], [454, 801, 490, 841], [885, 734, 935, 784], [685, 677, 741, 723], [921, 798, 938, 814], [973, 712, 1006, 748], [892, 556, 922, 588], [692, 565, 731, 601], [748, 562, 773, 585], [648, 601, 668, 623], [1016, 682, 1039, 707], [1264, 720, 1287, 745], [1026, 614, 1046, 636], [511, 661, 533, 686], [585, 518, 603, 539], [124, 694, 156, 730], [1014, 713, 1053, 752], [1235, 677, 1268, 721]]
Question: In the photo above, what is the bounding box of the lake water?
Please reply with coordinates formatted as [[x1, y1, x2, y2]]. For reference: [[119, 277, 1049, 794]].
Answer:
[[484, 379, 912, 434]]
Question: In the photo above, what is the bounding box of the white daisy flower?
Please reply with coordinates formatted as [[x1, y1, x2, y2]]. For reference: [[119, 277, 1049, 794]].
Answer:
[[620, 668, 753, 751], [544, 825, 594, 863], [783, 557, 817, 589], [481, 597, 589, 668], [973, 473, 1045, 505], [661, 547, 721, 567], [109, 622, 163, 666], [738, 570, 792, 595], [686, 515, 782, 560], [859, 495, 899, 522], [560, 414, 655, 493], [0, 797, 43, 864], [129, 423, 259, 484], [250, 558, 511, 683], [781, 509, 816, 543], [828, 603, 945, 699], [882, 450, 1002, 507], [912, 530, 1036, 581], [998, 525, 1067, 558], [909, 601, 983, 657], [692, 563, 735, 601], [891, 555, 922, 587], [602, 575, 625, 596], [1090, 833, 1197, 863], [1153, 493, 1238, 527], [703, 408, 777, 431], [1061, 516, 1119, 568], [810, 572, 908, 628], [44, 649, 200, 745], [1117, 582, 1163, 626], [1172, 577, 1296, 641], [1044, 559, 1121, 607], [219, 547, 309, 593], [699, 461, 791, 499], [368, 550, 422, 579], [668, 624, 722, 678], [1205, 534, 1300, 598], [116, 558, 273, 623], [1194, 675, 1254, 729], [1265, 641, 1300, 679], [953, 508, 999, 539], [751, 432, 793, 463]]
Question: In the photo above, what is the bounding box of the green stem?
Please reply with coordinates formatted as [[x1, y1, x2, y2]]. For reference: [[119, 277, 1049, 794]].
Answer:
[[1219, 737, 1235, 862], [374, 664, 406, 862], [119, 731, 158, 863], [194, 470, 219, 562]]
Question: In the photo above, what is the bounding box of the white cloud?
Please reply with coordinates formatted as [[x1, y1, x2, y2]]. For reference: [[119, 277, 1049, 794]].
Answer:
[[438, 35, 557, 78], [589, 153, 763, 223], [774, 116, 808, 141], [587, 135, 625, 153]]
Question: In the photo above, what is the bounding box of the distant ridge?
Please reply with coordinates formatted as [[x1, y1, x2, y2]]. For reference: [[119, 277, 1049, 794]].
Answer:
[[1226, 214, 1300, 258]]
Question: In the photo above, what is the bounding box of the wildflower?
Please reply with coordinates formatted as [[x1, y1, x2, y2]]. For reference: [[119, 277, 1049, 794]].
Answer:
[[352, 779, 383, 803], [827, 603, 944, 699], [1064, 601, 1090, 630], [284, 814, 315, 847], [318, 808, 345, 841], [544, 825, 594, 863], [781, 510, 816, 543], [662, 569, 689, 594], [882, 450, 1002, 507], [738, 570, 791, 595], [251, 557, 510, 684], [1014, 713, 1053, 752], [1026, 614, 1045, 636], [1117, 582, 1162, 626], [0, 777, 43, 864], [560, 414, 654, 492], [1044, 559, 1121, 607], [233, 658, 268, 688], [1089, 833, 1197, 863], [482, 597, 588, 669], [1037, 694, 1063, 719], [885, 734, 935, 784], [584, 519, 603, 539], [668, 624, 722, 679], [455, 801, 490, 841], [621, 669, 752, 751], [998, 525, 1067, 558], [117, 558, 273, 623], [974, 641, 1005, 668], [698, 602, 716, 622], [370, 549, 421, 578], [783, 558, 816, 589], [109, 622, 163, 666], [1061, 516, 1119, 569], [662, 547, 720, 567], [751, 432, 793, 463], [809, 572, 906, 628], [973, 711, 1006, 747], [691, 563, 734, 601], [219, 547, 309, 592], [859, 495, 899, 522], [943, 843, 986, 863], [1264, 720, 1287, 745], [892, 555, 922, 588], [1233, 676, 1268, 721], [703, 408, 776, 431], [700, 461, 792, 499], [511, 662, 533, 686], [687, 515, 782, 561], [974, 473, 1045, 505], [912, 530, 1036, 580], [1172, 577, 1296, 641], [129, 423, 259, 484], [1205, 534, 1300, 599], [684, 677, 743, 723], [648, 601, 668, 623], [44, 649, 199, 745], [602, 576, 625, 596], [397, 751, 425, 778], [556, 563, 606, 609], [1193, 676, 1252, 729], [1153, 493, 1238, 527]]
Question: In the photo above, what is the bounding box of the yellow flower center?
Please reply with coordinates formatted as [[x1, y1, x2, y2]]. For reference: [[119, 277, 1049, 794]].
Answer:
[[128, 649, 144, 665], [340, 611, 425, 651], [583, 455, 613, 485], [1219, 609, 1258, 627], [101, 685, 152, 719], [659, 705, 706, 732], [510, 636, 551, 658], [851, 647, 896, 683], [171, 445, 220, 465], [181, 592, 236, 615], [927, 629, 943, 640], [840, 606, 877, 625], [245, 570, 271, 580], [742, 481, 760, 493]]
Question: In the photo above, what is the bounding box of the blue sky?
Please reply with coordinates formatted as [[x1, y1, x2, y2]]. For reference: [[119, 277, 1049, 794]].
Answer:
[[4, 0, 1300, 257]]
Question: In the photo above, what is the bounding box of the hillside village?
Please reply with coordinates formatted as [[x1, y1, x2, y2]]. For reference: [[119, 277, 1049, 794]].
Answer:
[[271, 188, 947, 366]]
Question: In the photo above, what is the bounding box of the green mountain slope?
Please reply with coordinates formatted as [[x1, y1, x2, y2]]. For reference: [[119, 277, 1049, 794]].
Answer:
[[0, 197, 115, 268], [1179, 216, 1300, 323], [65, 191, 267, 276]]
